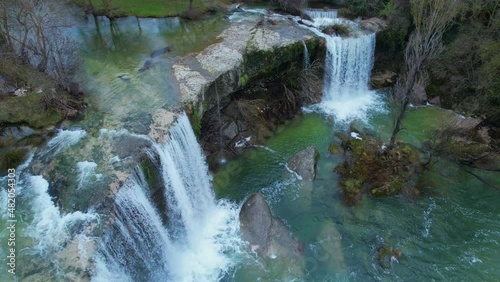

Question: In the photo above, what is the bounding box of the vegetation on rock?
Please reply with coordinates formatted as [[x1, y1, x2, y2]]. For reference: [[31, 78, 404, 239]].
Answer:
[[322, 24, 351, 37], [0, 148, 28, 172], [335, 130, 421, 205]]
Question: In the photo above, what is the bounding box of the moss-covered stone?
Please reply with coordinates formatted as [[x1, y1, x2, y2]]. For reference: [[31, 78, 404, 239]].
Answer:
[[0, 148, 28, 172], [335, 128, 421, 205]]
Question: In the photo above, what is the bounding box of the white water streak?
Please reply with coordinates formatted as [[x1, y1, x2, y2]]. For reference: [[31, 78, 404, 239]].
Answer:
[[43, 129, 86, 156], [306, 9, 338, 19]]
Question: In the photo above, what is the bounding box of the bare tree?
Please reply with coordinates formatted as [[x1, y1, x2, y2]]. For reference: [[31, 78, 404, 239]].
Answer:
[[388, 0, 462, 149], [0, 0, 79, 88]]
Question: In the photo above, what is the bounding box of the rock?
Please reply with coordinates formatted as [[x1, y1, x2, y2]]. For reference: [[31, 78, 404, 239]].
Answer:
[[360, 17, 387, 33], [14, 88, 27, 96], [268, 19, 279, 25], [116, 72, 131, 81], [148, 109, 177, 143], [239, 193, 301, 259], [376, 246, 402, 269], [239, 193, 273, 256], [322, 25, 350, 37], [429, 96, 441, 107], [370, 70, 397, 89], [0, 126, 37, 141], [150, 46, 172, 58], [221, 121, 239, 140], [0, 75, 15, 94], [287, 146, 319, 180], [139, 60, 153, 72]]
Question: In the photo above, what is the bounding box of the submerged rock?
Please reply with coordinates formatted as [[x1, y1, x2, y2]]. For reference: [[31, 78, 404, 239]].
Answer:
[[239, 193, 301, 260], [150, 46, 172, 58], [376, 246, 402, 269], [287, 146, 319, 180]]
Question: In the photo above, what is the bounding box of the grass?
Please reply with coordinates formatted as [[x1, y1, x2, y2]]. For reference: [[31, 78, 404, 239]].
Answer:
[[72, 0, 214, 17], [0, 94, 62, 128], [0, 57, 65, 128]]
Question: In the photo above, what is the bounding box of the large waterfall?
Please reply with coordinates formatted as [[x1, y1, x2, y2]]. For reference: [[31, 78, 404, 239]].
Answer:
[[93, 113, 242, 282]]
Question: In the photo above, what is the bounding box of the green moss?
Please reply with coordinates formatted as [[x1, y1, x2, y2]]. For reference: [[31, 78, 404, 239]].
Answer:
[[0, 148, 28, 171], [328, 143, 340, 154], [240, 74, 250, 88], [243, 40, 308, 81], [141, 160, 155, 189], [0, 94, 61, 129], [336, 130, 421, 204]]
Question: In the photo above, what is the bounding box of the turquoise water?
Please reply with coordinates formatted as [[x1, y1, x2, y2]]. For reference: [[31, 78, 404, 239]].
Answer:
[[73, 15, 228, 131], [214, 106, 500, 281]]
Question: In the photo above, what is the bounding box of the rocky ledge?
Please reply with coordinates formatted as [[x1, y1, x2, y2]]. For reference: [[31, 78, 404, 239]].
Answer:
[[173, 15, 323, 115]]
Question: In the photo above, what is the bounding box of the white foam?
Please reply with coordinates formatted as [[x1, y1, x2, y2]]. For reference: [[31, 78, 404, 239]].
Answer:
[[350, 132, 362, 140], [44, 129, 86, 156], [76, 161, 102, 189], [28, 175, 99, 254]]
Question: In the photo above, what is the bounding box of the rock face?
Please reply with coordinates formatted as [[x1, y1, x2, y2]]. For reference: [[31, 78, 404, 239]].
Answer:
[[370, 70, 397, 89], [172, 17, 321, 114], [239, 193, 301, 260], [287, 146, 319, 180], [360, 17, 387, 33]]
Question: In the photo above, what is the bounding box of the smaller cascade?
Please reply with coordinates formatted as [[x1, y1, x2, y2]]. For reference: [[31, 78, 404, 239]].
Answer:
[[306, 9, 338, 19], [302, 40, 310, 71]]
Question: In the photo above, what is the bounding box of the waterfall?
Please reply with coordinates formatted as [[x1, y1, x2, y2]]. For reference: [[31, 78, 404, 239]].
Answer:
[[318, 33, 379, 122], [302, 40, 310, 71], [306, 9, 338, 19], [94, 113, 242, 282]]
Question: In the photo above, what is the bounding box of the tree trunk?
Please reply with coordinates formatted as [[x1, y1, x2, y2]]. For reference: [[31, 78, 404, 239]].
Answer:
[[189, 0, 193, 11]]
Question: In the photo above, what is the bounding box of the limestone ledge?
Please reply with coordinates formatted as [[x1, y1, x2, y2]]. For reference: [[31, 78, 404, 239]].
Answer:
[[173, 17, 319, 112]]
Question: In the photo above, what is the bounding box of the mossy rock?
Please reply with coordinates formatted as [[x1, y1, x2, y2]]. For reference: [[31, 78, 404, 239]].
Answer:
[[370, 176, 404, 197], [0, 148, 28, 172], [340, 179, 363, 206], [335, 131, 422, 204], [322, 24, 351, 37], [328, 143, 340, 154]]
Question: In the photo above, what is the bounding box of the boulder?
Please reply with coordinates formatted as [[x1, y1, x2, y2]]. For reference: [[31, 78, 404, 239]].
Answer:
[[322, 24, 351, 37], [239, 193, 273, 256], [370, 70, 397, 89], [221, 121, 239, 140], [239, 193, 301, 259], [360, 17, 387, 33], [287, 146, 319, 180]]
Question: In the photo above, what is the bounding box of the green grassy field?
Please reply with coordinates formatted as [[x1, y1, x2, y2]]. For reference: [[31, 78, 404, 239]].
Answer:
[[72, 0, 214, 17]]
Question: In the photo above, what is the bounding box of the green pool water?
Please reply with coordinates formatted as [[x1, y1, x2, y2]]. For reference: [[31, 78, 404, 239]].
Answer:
[[73, 15, 228, 131], [214, 105, 500, 281]]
